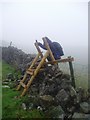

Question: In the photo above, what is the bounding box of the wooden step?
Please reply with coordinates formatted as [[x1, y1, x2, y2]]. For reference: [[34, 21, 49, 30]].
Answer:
[[26, 68, 45, 76], [26, 70, 34, 75], [28, 69, 35, 72], [20, 82, 27, 88], [28, 68, 45, 72]]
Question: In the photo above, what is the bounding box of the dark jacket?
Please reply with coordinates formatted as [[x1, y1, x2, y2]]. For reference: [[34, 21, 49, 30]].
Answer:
[[38, 39, 64, 60]]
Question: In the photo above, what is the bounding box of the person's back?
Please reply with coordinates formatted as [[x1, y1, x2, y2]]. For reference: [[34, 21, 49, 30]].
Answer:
[[52, 42, 64, 57], [45, 38, 64, 59], [38, 37, 64, 60]]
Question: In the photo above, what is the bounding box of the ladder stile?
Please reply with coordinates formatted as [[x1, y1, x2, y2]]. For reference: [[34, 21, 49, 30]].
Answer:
[[16, 73, 27, 91], [16, 53, 39, 91], [16, 39, 74, 97], [21, 51, 49, 96]]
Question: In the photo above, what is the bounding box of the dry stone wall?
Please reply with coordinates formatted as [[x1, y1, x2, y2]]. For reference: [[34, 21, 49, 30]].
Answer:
[[2, 46, 36, 71]]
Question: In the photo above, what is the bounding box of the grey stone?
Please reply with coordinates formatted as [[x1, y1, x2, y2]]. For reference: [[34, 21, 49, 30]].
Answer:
[[7, 73, 14, 80], [2, 82, 8, 85], [22, 103, 27, 110], [73, 112, 90, 119], [80, 102, 90, 114], [40, 95, 54, 102], [2, 85, 10, 88], [56, 89, 69, 102], [28, 103, 33, 110], [47, 105, 64, 118], [37, 106, 43, 111]]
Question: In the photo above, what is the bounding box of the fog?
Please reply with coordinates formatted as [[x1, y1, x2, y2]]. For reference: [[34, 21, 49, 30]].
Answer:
[[1, 0, 88, 65]]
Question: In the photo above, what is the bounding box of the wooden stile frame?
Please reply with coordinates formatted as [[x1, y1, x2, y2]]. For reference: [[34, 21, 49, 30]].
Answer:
[[16, 38, 75, 97]]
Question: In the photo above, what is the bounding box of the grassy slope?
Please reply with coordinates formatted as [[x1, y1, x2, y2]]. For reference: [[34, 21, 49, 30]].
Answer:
[[2, 61, 44, 119], [2, 61, 21, 80], [2, 88, 44, 118]]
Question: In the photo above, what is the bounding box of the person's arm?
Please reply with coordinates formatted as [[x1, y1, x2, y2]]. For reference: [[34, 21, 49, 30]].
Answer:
[[38, 42, 47, 50]]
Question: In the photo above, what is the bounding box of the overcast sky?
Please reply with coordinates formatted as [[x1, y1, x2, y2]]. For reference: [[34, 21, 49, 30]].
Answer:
[[0, 0, 88, 65]]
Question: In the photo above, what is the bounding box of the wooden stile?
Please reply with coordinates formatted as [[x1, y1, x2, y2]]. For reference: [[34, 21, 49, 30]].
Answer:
[[16, 38, 75, 97]]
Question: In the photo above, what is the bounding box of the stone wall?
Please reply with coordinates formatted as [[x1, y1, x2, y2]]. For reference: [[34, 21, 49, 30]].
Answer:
[[2, 46, 36, 71]]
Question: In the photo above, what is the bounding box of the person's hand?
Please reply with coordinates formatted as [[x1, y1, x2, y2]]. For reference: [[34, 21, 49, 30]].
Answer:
[[36, 40, 39, 44]]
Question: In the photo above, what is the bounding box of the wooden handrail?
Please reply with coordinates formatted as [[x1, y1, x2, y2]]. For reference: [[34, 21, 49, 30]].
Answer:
[[35, 57, 74, 65], [42, 38, 55, 61], [34, 41, 43, 58]]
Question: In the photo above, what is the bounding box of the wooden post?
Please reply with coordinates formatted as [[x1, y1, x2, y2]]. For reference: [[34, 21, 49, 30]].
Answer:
[[43, 57, 74, 65], [35, 41, 47, 68], [34, 41, 43, 58], [68, 56, 76, 88], [43, 38, 55, 61]]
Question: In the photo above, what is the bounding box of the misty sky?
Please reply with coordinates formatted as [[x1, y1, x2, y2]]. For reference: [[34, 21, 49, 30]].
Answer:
[[0, 0, 88, 65]]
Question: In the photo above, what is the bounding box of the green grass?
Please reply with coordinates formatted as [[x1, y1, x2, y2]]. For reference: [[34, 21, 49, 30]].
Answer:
[[2, 61, 15, 79], [2, 88, 44, 119], [2, 61, 45, 119], [2, 61, 21, 80]]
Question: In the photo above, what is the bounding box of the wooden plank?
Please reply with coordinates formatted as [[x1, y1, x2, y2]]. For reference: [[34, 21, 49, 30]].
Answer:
[[26, 70, 33, 75], [35, 41, 43, 58], [35, 57, 74, 65], [16, 73, 27, 90], [28, 69, 35, 72], [43, 38, 55, 61], [28, 68, 45, 72], [20, 82, 26, 88], [35, 40, 47, 67]]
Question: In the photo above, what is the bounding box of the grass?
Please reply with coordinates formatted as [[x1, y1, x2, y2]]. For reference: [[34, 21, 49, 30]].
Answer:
[[2, 61, 45, 119], [2, 61, 21, 80], [2, 61, 15, 80], [2, 88, 44, 119]]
